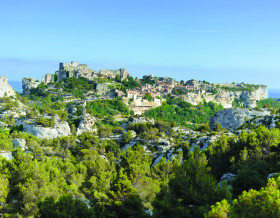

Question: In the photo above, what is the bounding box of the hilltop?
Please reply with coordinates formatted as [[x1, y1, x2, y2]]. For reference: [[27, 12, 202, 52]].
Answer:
[[22, 61, 267, 114]]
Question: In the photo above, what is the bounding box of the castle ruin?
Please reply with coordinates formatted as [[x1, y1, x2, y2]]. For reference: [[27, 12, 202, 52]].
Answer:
[[42, 61, 130, 83]]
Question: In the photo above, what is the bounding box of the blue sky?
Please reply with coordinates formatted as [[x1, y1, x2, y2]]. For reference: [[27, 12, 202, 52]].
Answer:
[[0, 0, 280, 88]]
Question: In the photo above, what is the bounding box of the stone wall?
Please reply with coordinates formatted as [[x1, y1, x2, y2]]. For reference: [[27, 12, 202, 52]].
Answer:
[[124, 98, 162, 115]]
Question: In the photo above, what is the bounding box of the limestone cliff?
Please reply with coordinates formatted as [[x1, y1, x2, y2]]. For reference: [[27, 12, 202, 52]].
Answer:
[[22, 77, 40, 95], [183, 85, 268, 108], [0, 76, 16, 97], [209, 108, 270, 132]]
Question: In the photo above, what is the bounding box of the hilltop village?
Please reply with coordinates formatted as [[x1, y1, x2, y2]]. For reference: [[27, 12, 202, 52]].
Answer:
[[1, 61, 280, 217], [22, 61, 268, 115]]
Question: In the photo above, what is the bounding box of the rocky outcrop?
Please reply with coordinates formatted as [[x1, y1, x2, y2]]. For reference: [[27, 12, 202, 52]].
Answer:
[[239, 114, 280, 130], [77, 113, 97, 135], [0, 76, 16, 98], [12, 138, 27, 151], [42, 73, 55, 84], [183, 86, 268, 108], [22, 78, 40, 95], [0, 99, 26, 119], [210, 108, 271, 132], [96, 83, 110, 96], [0, 151, 13, 160], [120, 117, 155, 130], [23, 121, 71, 139]]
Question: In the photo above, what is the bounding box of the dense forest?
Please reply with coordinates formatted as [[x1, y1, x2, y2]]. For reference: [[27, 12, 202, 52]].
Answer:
[[2, 125, 280, 217]]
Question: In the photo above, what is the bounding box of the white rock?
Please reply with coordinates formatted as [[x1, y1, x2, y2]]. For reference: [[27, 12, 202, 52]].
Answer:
[[12, 138, 27, 151], [0, 151, 13, 160], [77, 113, 97, 135], [0, 76, 16, 97], [23, 121, 71, 139]]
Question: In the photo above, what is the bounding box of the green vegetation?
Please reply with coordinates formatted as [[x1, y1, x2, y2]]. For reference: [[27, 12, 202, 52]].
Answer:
[[109, 76, 140, 94], [257, 98, 280, 108], [232, 97, 245, 108], [172, 88, 186, 95], [86, 99, 130, 118], [0, 72, 279, 216], [153, 148, 231, 217], [144, 95, 223, 127], [35, 117, 55, 128], [207, 177, 280, 217], [143, 93, 153, 101], [219, 84, 262, 92], [142, 76, 155, 85], [1, 115, 280, 216]]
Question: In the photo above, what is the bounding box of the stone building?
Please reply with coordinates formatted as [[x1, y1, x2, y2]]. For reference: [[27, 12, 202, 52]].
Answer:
[[42, 61, 130, 84]]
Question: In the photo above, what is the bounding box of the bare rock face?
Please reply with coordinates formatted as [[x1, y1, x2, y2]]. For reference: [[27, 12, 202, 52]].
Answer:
[[77, 113, 97, 135], [210, 108, 271, 132], [183, 86, 268, 109], [12, 138, 27, 151], [0, 76, 16, 97], [42, 74, 55, 84], [23, 121, 71, 139], [96, 83, 110, 96], [22, 78, 40, 95]]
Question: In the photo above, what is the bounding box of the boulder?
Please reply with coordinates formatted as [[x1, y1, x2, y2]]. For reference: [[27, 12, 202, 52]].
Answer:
[[0, 76, 16, 98], [23, 121, 71, 139]]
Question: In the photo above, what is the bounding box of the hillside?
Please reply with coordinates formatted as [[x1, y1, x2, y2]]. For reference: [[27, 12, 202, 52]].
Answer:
[[0, 62, 279, 217]]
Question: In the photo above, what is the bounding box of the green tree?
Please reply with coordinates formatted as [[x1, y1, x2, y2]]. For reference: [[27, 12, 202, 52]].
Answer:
[[153, 147, 231, 217], [232, 160, 269, 197], [37, 195, 95, 218], [143, 93, 153, 101], [121, 130, 133, 145], [207, 176, 280, 218], [0, 173, 9, 210], [108, 169, 146, 217]]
